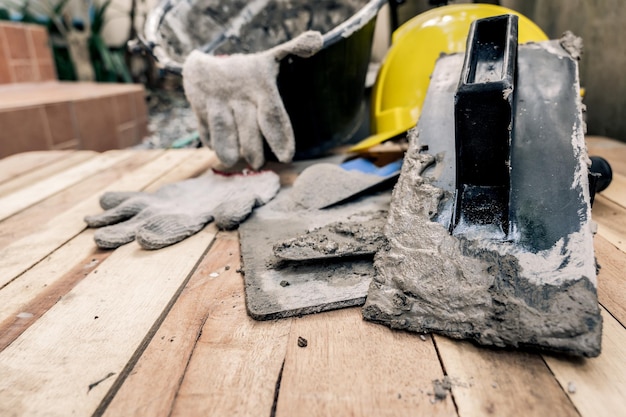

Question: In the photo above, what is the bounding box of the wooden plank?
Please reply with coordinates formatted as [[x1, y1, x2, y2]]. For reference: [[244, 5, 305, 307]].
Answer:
[[586, 135, 626, 210], [140, 148, 219, 193], [101, 227, 226, 416], [586, 136, 626, 177], [595, 236, 626, 326], [0, 151, 97, 197], [434, 336, 578, 417], [599, 172, 626, 209], [0, 150, 70, 185], [275, 309, 457, 417], [597, 223, 626, 253], [592, 196, 626, 251], [0, 230, 108, 350], [0, 150, 164, 249], [0, 150, 134, 221], [104, 231, 288, 417], [543, 308, 626, 417], [0, 149, 204, 289], [0, 224, 218, 417], [168, 231, 291, 417]]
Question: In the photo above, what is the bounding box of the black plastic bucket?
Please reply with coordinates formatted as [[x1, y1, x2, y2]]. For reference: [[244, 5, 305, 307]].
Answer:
[[143, 0, 387, 159]]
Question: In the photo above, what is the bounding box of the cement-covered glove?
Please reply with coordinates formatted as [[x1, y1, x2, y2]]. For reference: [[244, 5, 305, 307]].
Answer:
[[182, 31, 324, 170], [84, 170, 280, 249]]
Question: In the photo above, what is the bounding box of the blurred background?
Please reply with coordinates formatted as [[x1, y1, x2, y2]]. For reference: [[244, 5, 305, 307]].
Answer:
[[1, 0, 624, 145]]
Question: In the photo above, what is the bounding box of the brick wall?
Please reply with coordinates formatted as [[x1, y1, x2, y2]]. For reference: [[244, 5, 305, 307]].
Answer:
[[0, 21, 57, 84], [0, 21, 150, 157]]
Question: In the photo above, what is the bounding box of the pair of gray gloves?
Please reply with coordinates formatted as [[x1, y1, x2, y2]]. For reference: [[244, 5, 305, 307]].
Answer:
[[85, 32, 323, 250]]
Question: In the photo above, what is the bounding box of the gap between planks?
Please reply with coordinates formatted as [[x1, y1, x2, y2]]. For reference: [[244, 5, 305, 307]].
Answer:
[[0, 149, 219, 351], [0, 150, 134, 222], [0, 151, 97, 198], [595, 236, 626, 326], [0, 150, 71, 185], [0, 150, 165, 249], [434, 334, 579, 417], [0, 149, 216, 289], [542, 308, 626, 417], [0, 222, 218, 417], [0, 231, 109, 351], [274, 309, 456, 417], [103, 231, 292, 417]]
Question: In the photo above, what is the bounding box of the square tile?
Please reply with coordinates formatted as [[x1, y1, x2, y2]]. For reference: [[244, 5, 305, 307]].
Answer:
[[3, 24, 31, 60], [117, 123, 138, 148], [74, 97, 119, 151], [28, 26, 54, 64], [44, 102, 78, 145], [132, 90, 148, 121], [0, 57, 11, 84], [38, 63, 57, 81], [0, 25, 9, 60], [137, 118, 150, 141], [0, 107, 50, 158], [114, 92, 135, 124], [11, 62, 37, 83]]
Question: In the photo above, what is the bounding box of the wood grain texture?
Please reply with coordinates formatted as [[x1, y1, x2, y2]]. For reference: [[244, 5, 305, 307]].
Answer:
[[0, 144, 624, 416], [586, 136, 626, 178], [0, 150, 69, 185], [0, 151, 97, 197], [0, 230, 107, 350], [0, 150, 164, 249], [599, 172, 626, 208], [434, 335, 578, 417], [0, 149, 199, 288], [170, 232, 291, 417], [103, 228, 237, 417], [595, 236, 626, 326], [275, 309, 457, 417], [0, 225, 217, 417], [593, 197, 626, 252], [0, 150, 132, 221], [543, 309, 626, 417]]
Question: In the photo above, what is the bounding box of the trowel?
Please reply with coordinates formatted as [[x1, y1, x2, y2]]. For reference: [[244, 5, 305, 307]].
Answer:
[[363, 15, 606, 357]]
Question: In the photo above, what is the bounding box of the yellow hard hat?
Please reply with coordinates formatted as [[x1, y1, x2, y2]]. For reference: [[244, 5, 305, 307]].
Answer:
[[351, 4, 548, 152]]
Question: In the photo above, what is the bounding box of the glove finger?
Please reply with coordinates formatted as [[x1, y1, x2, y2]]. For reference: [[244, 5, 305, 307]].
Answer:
[[233, 100, 265, 170], [91, 208, 156, 249], [135, 213, 212, 250], [207, 98, 240, 167], [270, 31, 324, 60], [99, 191, 144, 210], [213, 198, 256, 230], [84, 197, 149, 227], [93, 224, 137, 249], [257, 94, 295, 164]]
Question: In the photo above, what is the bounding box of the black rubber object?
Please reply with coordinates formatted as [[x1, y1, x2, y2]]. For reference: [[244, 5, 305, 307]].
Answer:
[[452, 14, 518, 237]]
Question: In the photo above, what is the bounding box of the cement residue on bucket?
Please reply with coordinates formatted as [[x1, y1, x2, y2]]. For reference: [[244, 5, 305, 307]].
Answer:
[[159, 0, 369, 62], [362, 128, 602, 358]]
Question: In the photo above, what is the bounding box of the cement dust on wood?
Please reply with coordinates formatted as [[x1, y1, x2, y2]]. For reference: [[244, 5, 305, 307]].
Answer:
[[363, 40, 602, 358]]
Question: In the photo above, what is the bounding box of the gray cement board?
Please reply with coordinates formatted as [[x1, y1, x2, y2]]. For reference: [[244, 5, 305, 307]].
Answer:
[[240, 188, 391, 320]]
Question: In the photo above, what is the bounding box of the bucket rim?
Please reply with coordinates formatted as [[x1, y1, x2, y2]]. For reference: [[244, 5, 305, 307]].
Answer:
[[140, 0, 388, 74]]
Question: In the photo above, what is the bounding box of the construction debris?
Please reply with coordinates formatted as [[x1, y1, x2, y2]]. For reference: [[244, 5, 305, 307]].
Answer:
[[362, 32, 602, 357]]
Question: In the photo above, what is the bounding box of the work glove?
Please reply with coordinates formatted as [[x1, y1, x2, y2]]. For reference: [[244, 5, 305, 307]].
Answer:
[[84, 170, 280, 250], [182, 31, 324, 170]]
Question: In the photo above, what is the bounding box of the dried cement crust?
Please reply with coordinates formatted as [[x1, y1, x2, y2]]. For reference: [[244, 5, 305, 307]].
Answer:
[[159, 0, 369, 62], [362, 129, 602, 357]]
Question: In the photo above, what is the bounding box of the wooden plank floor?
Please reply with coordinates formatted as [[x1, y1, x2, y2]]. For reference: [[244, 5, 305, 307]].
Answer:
[[0, 137, 624, 417]]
